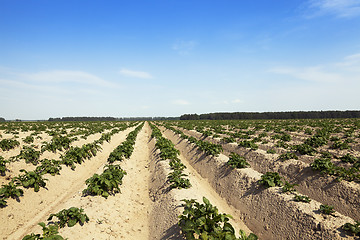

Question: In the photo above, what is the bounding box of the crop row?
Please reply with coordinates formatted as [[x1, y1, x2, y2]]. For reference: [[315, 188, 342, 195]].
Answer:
[[83, 122, 144, 198], [0, 123, 135, 208], [158, 124, 360, 238], [149, 122, 258, 239], [150, 123, 191, 189]]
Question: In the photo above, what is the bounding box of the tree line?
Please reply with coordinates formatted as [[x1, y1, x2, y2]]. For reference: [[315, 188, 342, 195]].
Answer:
[[180, 111, 360, 120], [48, 116, 179, 121]]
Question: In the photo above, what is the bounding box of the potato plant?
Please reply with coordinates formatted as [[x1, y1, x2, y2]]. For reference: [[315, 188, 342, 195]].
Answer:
[[14, 169, 48, 192], [319, 204, 335, 216], [14, 146, 41, 165], [278, 152, 298, 161], [293, 194, 311, 203], [23, 136, 34, 144], [259, 172, 283, 188], [227, 152, 249, 169], [0, 139, 20, 151], [342, 221, 360, 236], [35, 159, 62, 176], [0, 181, 24, 207], [282, 181, 297, 193], [178, 197, 257, 240], [82, 164, 126, 198], [150, 123, 191, 190], [22, 222, 64, 240], [0, 156, 8, 176], [48, 207, 89, 228]]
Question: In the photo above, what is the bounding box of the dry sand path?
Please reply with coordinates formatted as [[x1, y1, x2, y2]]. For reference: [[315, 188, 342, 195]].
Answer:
[[49, 122, 152, 240]]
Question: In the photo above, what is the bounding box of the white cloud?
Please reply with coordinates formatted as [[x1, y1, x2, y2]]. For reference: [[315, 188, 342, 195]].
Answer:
[[221, 99, 243, 105], [335, 53, 360, 71], [118, 68, 153, 79], [307, 0, 360, 18], [172, 40, 197, 55], [269, 65, 344, 83], [172, 99, 190, 105], [23, 70, 115, 87]]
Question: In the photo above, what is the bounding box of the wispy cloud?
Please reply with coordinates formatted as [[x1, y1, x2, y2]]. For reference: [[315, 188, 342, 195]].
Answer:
[[172, 99, 190, 105], [269, 66, 343, 83], [172, 40, 197, 55], [335, 53, 360, 71], [269, 52, 360, 83], [118, 68, 153, 79], [23, 70, 115, 87], [306, 0, 360, 18]]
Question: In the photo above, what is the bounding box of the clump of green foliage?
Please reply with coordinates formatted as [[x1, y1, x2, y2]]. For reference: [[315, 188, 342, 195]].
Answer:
[[238, 140, 258, 150], [22, 222, 64, 240], [259, 172, 283, 188], [0, 181, 24, 207], [0, 156, 8, 176], [82, 164, 126, 198], [342, 221, 360, 237], [227, 152, 249, 169], [266, 149, 276, 154], [278, 152, 298, 161], [319, 204, 335, 216], [282, 181, 297, 193], [48, 207, 89, 228], [0, 139, 20, 151], [178, 197, 258, 240], [14, 169, 47, 192], [293, 194, 311, 203]]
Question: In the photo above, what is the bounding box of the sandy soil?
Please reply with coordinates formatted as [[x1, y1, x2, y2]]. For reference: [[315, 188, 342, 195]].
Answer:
[[1, 121, 359, 239], [1, 126, 135, 239]]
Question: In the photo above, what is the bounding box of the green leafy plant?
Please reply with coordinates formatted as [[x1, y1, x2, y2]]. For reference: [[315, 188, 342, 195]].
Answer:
[[22, 222, 64, 240], [83, 164, 126, 198], [222, 137, 236, 143], [259, 172, 283, 188], [238, 140, 258, 150], [0, 139, 20, 151], [16, 146, 41, 165], [293, 144, 316, 156], [168, 170, 191, 189], [0, 156, 8, 176], [14, 169, 47, 192], [282, 181, 297, 193], [23, 136, 34, 144], [340, 153, 358, 163], [48, 207, 89, 228], [0, 181, 24, 207], [278, 152, 298, 161], [178, 197, 257, 240], [342, 221, 360, 236], [275, 140, 289, 149], [35, 159, 62, 176], [332, 140, 350, 150], [319, 204, 335, 216], [293, 194, 311, 203], [266, 149, 276, 154], [227, 152, 249, 169]]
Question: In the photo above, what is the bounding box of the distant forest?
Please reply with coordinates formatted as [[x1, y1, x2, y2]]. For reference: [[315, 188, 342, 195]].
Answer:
[[0, 117, 5, 122], [180, 111, 360, 120], [48, 116, 179, 122]]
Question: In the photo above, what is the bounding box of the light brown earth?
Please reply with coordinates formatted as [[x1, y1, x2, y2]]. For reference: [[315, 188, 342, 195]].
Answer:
[[1, 122, 358, 239]]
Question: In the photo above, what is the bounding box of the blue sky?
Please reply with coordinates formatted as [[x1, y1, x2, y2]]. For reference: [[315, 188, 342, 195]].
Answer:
[[1, 0, 360, 119]]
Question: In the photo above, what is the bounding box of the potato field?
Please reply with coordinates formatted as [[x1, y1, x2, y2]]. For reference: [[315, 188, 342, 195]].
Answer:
[[1, 119, 360, 239]]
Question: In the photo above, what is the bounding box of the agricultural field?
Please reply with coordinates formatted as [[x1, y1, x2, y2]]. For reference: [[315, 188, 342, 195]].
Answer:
[[1, 119, 360, 239]]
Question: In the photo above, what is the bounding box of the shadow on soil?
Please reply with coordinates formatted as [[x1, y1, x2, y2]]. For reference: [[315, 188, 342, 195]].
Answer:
[[160, 224, 185, 240]]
